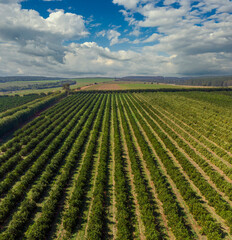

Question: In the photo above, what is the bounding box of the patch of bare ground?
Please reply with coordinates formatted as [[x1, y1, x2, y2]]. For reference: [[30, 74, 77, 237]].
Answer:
[[116, 97, 146, 240], [85, 83, 122, 90], [121, 97, 173, 240], [79, 85, 90, 90], [128, 96, 232, 239]]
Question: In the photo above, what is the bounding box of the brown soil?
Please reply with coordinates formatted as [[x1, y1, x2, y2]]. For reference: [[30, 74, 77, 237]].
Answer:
[[84, 83, 122, 90]]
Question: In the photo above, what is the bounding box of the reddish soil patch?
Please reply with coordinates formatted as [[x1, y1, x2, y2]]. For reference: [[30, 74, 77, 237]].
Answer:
[[84, 83, 122, 90]]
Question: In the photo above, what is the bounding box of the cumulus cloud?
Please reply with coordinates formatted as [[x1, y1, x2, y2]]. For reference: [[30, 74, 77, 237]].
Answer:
[[0, 0, 232, 77], [0, 0, 21, 3], [112, 0, 140, 9], [143, 33, 160, 43], [0, 2, 88, 66], [107, 29, 129, 45], [112, 0, 232, 76], [107, 30, 121, 45]]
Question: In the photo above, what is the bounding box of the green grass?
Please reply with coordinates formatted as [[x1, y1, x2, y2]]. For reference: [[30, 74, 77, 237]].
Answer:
[[118, 82, 182, 89], [69, 78, 114, 89]]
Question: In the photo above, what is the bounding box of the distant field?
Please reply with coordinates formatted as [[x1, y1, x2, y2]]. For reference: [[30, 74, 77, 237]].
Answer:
[[0, 90, 231, 239], [82, 81, 217, 90], [72, 78, 113, 85], [83, 82, 122, 90], [83, 81, 182, 90], [0, 78, 113, 95], [119, 81, 180, 89], [0, 80, 56, 88]]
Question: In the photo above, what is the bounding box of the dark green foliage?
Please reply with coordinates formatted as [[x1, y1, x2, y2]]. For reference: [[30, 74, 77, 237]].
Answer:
[[127, 94, 225, 238], [86, 95, 111, 239], [0, 94, 42, 113], [0, 93, 65, 136]]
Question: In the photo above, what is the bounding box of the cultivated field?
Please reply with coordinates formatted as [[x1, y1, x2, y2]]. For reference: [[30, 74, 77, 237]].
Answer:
[[0, 91, 231, 240]]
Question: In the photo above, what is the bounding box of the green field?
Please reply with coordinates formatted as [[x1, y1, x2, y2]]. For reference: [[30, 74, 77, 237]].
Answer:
[[118, 82, 181, 89], [0, 90, 231, 240], [0, 78, 113, 95]]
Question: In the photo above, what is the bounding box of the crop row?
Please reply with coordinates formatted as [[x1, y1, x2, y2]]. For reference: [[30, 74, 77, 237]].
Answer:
[[61, 95, 107, 238], [0, 94, 103, 239], [86, 95, 111, 239], [0, 94, 94, 198], [0, 92, 65, 136], [0, 94, 43, 113], [117, 94, 162, 239], [126, 93, 229, 238], [0, 94, 90, 175], [138, 92, 231, 151], [119, 94, 195, 239], [112, 94, 134, 239], [0, 92, 230, 239]]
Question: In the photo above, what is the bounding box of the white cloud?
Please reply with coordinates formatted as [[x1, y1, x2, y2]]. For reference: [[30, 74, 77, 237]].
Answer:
[[143, 33, 160, 43], [45, 10, 88, 38], [0, 0, 232, 77], [107, 30, 121, 45], [112, 0, 140, 9], [107, 29, 129, 45], [0, 0, 21, 3], [137, 3, 187, 28], [17, 68, 24, 74], [96, 30, 106, 37], [0, 3, 88, 65], [112, 0, 232, 76]]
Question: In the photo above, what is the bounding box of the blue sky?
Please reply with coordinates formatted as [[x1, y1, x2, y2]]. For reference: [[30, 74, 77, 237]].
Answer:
[[0, 0, 232, 77]]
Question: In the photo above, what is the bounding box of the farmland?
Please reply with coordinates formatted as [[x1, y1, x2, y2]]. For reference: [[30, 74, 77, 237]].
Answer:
[[0, 78, 113, 95], [0, 90, 232, 239], [0, 94, 43, 113]]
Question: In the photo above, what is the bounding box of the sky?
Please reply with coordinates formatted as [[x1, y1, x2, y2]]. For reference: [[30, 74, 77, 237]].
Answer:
[[0, 0, 232, 77]]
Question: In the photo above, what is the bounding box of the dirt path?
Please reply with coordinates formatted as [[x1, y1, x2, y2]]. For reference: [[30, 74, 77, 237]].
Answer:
[[128, 96, 232, 238], [55, 126, 96, 239], [116, 97, 146, 240], [83, 133, 104, 238], [110, 100, 117, 240]]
